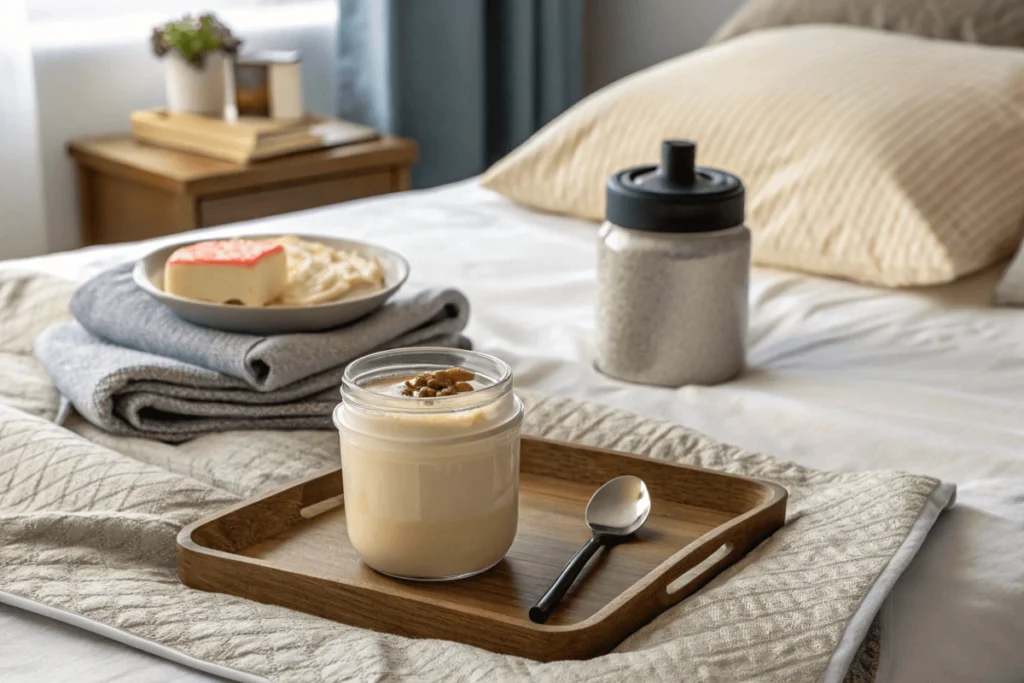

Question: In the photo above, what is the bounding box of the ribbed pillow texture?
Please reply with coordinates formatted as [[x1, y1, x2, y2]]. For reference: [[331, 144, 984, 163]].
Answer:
[[482, 25, 1024, 286]]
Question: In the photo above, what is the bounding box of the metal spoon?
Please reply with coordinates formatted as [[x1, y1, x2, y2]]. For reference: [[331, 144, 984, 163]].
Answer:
[[529, 475, 652, 624]]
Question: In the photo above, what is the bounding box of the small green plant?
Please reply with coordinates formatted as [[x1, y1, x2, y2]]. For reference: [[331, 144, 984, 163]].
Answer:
[[151, 14, 241, 69]]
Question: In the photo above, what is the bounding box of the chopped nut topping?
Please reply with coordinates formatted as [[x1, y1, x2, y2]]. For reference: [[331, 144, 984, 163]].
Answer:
[[400, 367, 476, 398], [447, 368, 475, 382]]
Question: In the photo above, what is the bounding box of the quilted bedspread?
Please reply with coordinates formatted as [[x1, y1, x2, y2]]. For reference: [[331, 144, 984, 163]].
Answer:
[[0, 272, 953, 682]]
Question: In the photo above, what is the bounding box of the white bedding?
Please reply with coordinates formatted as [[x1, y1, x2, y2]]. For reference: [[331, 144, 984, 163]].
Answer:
[[2, 180, 1024, 683]]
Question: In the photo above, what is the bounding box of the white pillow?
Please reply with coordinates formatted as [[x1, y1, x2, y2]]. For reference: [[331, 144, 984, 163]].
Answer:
[[994, 239, 1024, 305], [710, 0, 1024, 48]]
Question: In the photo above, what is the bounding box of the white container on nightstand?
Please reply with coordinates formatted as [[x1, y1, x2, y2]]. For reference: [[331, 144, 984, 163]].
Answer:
[[163, 50, 227, 116]]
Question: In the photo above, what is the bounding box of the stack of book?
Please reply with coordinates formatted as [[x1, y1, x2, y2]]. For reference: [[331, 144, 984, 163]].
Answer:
[[130, 109, 379, 164]]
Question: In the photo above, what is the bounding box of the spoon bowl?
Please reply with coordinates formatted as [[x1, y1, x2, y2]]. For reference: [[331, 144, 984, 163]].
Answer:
[[586, 475, 651, 537]]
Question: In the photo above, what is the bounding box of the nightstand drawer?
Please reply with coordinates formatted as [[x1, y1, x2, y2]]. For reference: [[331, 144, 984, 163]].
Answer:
[[198, 170, 394, 227]]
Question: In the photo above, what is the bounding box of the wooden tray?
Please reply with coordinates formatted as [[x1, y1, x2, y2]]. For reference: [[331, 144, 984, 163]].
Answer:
[[177, 437, 787, 661]]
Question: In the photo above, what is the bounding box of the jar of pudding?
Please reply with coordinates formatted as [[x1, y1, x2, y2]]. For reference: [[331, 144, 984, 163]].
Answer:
[[334, 347, 523, 581]]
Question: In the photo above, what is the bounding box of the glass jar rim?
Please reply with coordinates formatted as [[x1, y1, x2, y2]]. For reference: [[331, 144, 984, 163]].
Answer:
[[341, 347, 514, 414]]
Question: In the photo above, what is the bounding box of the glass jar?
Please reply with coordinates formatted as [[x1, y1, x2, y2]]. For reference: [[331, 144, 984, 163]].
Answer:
[[334, 347, 523, 581], [596, 140, 749, 387]]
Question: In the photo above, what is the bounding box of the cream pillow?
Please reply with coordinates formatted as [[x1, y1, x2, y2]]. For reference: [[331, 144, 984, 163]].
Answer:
[[481, 25, 1024, 287]]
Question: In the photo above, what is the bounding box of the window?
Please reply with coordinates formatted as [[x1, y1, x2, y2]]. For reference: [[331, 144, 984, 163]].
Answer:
[[27, 0, 315, 23]]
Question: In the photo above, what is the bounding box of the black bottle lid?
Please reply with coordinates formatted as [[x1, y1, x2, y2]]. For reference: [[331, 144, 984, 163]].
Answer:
[[605, 140, 745, 233]]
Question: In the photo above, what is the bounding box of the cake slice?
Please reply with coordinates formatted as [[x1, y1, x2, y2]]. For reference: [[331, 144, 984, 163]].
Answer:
[[164, 239, 288, 306]]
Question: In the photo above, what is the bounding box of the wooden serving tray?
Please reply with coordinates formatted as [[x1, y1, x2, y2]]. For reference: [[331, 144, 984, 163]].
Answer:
[[177, 437, 787, 661]]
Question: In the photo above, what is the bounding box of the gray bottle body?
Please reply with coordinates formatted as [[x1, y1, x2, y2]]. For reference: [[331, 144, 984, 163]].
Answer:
[[595, 221, 750, 387]]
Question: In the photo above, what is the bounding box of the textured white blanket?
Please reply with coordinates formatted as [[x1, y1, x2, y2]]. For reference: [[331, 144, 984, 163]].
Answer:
[[0, 272, 954, 682]]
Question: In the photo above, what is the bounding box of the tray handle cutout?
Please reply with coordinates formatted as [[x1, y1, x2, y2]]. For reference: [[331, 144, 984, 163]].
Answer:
[[301, 495, 343, 519], [663, 542, 734, 604]]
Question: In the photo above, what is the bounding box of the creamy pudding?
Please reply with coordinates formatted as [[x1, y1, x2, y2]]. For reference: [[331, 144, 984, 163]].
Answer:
[[335, 349, 523, 580]]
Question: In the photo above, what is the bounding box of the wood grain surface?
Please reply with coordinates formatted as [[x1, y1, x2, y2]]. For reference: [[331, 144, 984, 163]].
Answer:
[[178, 436, 787, 661], [67, 135, 418, 245]]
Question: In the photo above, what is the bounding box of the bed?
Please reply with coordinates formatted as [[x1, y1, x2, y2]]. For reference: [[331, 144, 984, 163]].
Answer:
[[2, 179, 1023, 682]]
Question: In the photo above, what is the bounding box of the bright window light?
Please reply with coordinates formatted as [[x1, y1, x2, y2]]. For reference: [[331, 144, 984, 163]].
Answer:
[[26, 0, 315, 23]]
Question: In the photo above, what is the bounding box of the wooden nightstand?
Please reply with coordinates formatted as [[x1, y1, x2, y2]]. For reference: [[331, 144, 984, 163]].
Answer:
[[68, 135, 418, 245]]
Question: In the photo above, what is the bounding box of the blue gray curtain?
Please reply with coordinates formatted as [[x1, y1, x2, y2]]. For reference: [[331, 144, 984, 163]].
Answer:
[[336, 0, 583, 188]]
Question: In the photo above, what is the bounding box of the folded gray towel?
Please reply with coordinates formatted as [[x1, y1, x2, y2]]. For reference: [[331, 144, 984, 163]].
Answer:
[[35, 264, 470, 441]]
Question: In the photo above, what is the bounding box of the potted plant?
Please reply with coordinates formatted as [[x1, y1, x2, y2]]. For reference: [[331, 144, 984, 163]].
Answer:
[[151, 14, 241, 116]]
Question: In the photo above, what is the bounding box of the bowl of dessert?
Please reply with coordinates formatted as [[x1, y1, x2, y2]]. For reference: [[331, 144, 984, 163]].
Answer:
[[133, 234, 409, 334]]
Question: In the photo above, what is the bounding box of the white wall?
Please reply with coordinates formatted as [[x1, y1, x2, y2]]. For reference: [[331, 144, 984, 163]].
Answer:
[[583, 0, 744, 93], [0, 0, 49, 259], [20, 2, 337, 257]]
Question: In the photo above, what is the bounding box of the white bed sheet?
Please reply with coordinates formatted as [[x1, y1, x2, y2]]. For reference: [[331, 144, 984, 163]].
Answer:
[[2, 180, 1024, 683]]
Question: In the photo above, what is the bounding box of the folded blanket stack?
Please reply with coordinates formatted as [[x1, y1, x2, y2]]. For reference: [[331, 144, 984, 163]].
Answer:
[[34, 264, 471, 441]]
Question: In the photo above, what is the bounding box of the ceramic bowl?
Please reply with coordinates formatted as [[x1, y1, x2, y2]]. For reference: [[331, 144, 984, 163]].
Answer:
[[133, 234, 409, 334]]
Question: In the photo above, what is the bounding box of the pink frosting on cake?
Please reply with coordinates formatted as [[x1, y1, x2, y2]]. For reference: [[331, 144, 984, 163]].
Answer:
[[167, 240, 284, 267]]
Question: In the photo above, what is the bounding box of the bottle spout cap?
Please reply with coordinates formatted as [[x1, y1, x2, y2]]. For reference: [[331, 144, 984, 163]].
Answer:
[[661, 140, 696, 185]]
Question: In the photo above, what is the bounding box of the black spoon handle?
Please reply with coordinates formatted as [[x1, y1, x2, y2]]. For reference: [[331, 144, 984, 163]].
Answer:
[[529, 535, 604, 624]]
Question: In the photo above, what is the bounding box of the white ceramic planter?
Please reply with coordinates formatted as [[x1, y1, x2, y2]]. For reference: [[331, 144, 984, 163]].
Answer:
[[164, 50, 226, 116]]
